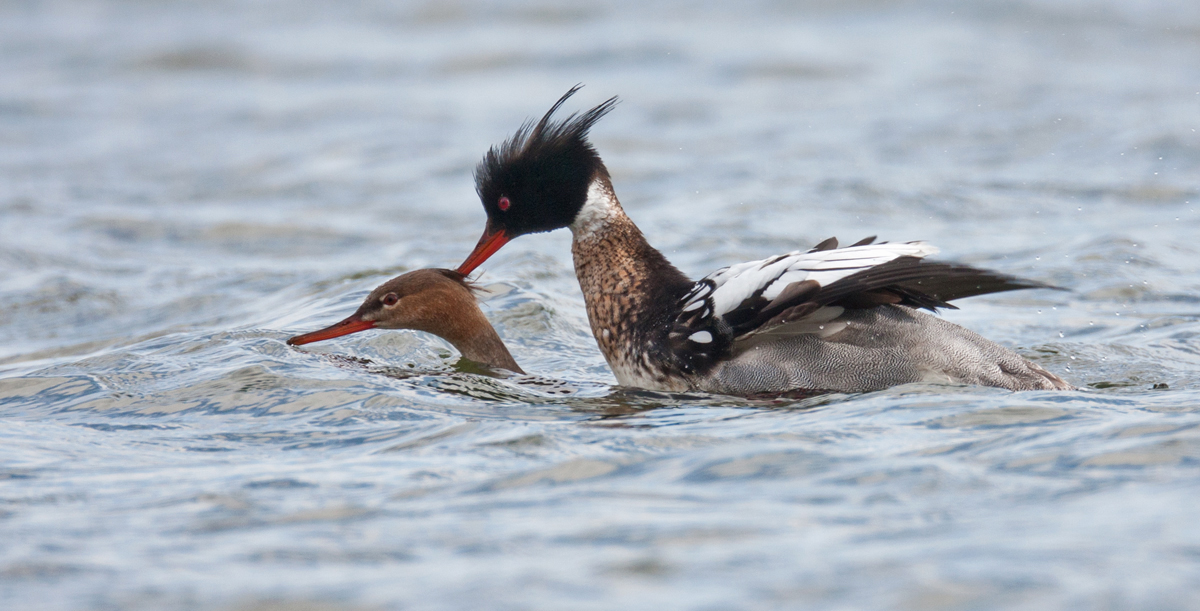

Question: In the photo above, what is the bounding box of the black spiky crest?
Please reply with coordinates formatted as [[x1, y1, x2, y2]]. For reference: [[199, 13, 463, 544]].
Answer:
[[473, 85, 619, 237]]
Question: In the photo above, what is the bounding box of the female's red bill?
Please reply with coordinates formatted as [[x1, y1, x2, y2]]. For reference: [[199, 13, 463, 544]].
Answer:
[[287, 315, 376, 346]]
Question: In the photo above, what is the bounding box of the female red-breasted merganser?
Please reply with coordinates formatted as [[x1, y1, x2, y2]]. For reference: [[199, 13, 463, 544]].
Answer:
[[454, 86, 1073, 394], [287, 269, 523, 374]]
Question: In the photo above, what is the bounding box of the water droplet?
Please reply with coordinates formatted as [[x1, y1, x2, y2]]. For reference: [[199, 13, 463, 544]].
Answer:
[[1058, 332, 1064, 338]]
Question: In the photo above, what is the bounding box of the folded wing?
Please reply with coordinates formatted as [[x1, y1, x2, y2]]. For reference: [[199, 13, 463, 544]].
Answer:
[[668, 237, 1057, 374]]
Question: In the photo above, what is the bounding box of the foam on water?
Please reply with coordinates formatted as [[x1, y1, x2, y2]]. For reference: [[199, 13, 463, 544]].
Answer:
[[2, 0, 1199, 609]]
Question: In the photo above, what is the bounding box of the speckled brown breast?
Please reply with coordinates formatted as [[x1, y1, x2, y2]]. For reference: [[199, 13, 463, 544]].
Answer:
[[571, 214, 693, 390]]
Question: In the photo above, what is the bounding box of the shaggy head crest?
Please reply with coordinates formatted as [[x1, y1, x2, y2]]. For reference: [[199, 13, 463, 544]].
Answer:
[[472, 85, 619, 238]]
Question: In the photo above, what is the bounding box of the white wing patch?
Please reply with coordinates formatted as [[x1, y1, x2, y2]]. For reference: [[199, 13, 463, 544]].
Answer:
[[683, 242, 939, 318]]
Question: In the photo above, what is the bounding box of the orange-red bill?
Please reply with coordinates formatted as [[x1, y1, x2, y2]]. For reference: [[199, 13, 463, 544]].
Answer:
[[456, 226, 509, 275], [287, 315, 376, 346]]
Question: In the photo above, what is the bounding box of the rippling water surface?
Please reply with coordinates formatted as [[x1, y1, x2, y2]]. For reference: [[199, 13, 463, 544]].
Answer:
[[3, 1, 1200, 609]]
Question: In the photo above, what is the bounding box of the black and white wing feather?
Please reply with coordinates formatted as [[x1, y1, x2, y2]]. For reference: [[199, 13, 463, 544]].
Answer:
[[667, 237, 1056, 375]]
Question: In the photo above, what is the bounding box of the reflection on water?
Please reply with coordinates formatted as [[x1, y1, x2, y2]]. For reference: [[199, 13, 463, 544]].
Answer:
[[3, 0, 1200, 609]]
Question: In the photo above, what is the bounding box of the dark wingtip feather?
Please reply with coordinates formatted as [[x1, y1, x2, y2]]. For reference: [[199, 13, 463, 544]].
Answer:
[[810, 237, 839, 252], [820, 257, 1063, 313]]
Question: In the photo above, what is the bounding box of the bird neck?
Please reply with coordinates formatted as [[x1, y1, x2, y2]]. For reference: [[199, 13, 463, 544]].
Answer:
[[426, 299, 523, 374], [446, 314, 524, 374], [453, 324, 523, 374], [568, 176, 693, 386]]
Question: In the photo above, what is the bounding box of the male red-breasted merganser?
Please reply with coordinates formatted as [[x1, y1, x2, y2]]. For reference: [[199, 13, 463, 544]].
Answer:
[[454, 86, 1072, 394], [287, 269, 523, 373]]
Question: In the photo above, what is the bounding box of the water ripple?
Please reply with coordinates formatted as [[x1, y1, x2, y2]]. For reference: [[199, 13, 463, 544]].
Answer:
[[4, 0, 1200, 608]]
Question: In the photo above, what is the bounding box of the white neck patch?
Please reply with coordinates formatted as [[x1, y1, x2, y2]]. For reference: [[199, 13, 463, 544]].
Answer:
[[569, 177, 622, 241]]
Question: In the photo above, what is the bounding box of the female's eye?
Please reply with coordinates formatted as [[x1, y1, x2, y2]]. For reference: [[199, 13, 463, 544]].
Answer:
[[498, 196, 511, 211], [382, 293, 399, 306]]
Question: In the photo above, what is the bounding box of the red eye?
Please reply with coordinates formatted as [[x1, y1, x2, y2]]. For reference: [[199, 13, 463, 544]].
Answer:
[[382, 293, 398, 306], [498, 196, 510, 211]]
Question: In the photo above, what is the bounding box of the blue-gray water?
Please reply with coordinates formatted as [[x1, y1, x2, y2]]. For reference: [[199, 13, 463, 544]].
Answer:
[[3, 1, 1199, 609]]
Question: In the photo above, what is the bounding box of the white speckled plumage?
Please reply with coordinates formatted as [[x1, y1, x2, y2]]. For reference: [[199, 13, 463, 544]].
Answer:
[[569, 179, 620, 241], [461, 87, 1074, 395]]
